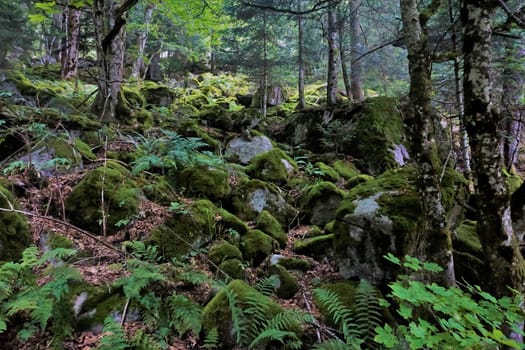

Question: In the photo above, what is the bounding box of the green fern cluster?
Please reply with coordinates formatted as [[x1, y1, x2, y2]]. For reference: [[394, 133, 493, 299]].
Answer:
[[130, 129, 222, 175], [0, 246, 81, 342], [313, 280, 384, 350]]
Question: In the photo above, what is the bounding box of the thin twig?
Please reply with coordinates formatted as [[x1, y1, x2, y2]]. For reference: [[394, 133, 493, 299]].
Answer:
[[303, 293, 322, 343]]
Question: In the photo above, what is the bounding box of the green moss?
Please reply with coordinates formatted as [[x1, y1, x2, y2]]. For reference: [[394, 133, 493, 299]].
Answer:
[[455, 220, 482, 253], [345, 174, 374, 189], [74, 285, 126, 331], [278, 257, 312, 272], [208, 240, 243, 266], [141, 176, 176, 206], [332, 160, 360, 179], [247, 149, 297, 185], [301, 182, 345, 226], [305, 225, 324, 237], [269, 264, 299, 299], [324, 221, 335, 234], [47, 136, 96, 168], [73, 138, 96, 161], [241, 229, 275, 266], [293, 234, 334, 258], [255, 210, 287, 248], [218, 258, 245, 280], [177, 165, 231, 200], [0, 185, 31, 261], [65, 166, 139, 235], [46, 233, 74, 250], [147, 200, 247, 259], [141, 81, 175, 106], [176, 120, 221, 151], [353, 97, 406, 174], [314, 162, 340, 182], [201, 280, 282, 345], [7, 71, 62, 98], [122, 85, 145, 107], [504, 168, 523, 194]]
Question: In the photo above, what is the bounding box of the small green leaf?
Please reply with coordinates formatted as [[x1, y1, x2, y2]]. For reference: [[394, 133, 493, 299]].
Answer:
[[384, 253, 400, 265], [374, 324, 398, 348]]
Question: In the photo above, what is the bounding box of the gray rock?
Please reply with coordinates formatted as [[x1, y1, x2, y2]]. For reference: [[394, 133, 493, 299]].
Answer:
[[225, 135, 273, 164]]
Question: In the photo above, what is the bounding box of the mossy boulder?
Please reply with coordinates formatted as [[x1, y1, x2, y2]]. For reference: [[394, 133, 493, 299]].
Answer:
[[345, 174, 375, 189], [225, 135, 273, 164], [201, 279, 282, 347], [314, 162, 340, 182], [141, 81, 175, 106], [269, 264, 299, 299], [0, 185, 31, 261], [241, 229, 276, 266], [176, 120, 221, 151], [246, 149, 297, 185], [333, 166, 468, 283], [231, 179, 297, 226], [255, 210, 287, 248], [293, 234, 334, 259], [65, 166, 139, 235], [147, 200, 248, 259], [218, 258, 245, 280], [209, 240, 243, 266], [277, 257, 312, 272], [332, 160, 360, 180], [300, 182, 345, 226], [177, 165, 231, 200]]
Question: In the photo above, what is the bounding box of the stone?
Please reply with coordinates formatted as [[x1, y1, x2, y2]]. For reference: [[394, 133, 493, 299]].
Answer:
[[225, 135, 273, 164]]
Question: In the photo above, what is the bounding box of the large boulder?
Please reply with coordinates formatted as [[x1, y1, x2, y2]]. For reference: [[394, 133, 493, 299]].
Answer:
[[65, 164, 139, 235], [300, 182, 345, 226], [225, 135, 273, 164], [333, 166, 468, 283], [176, 165, 231, 201], [246, 149, 297, 185], [231, 179, 297, 226], [0, 185, 31, 261]]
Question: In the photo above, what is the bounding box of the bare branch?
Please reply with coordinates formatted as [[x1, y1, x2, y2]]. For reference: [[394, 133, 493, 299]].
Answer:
[[239, 0, 340, 15]]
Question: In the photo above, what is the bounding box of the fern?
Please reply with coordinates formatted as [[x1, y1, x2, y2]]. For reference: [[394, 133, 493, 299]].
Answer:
[[131, 329, 164, 350], [255, 274, 280, 296], [224, 286, 247, 345], [167, 293, 202, 336], [313, 338, 353, 350], [202, 327, 219, 349], [313, 288, 361, 347], [98, 316, 128, 350], [354, 280, 384, 347]]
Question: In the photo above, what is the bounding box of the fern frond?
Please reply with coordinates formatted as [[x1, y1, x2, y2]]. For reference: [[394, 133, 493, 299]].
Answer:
[[21, 246, 40, 268], [98, 316, 128, 350], [255, 275, 280, 296], [266, 309, 312, 332], [225, 287, 246, 345], [243, 292, 270, 344], [131, 329, 164, 350], [313, 338, 356, 350], [38, 247, 77, 264], [203, 327, 219, 349], [167, 293, 202, 336], [249, 329, 299, 349], [354, 279, 383, 346]]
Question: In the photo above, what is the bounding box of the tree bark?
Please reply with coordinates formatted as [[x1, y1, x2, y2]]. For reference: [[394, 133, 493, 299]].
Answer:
[[326, 0, 339, 106], [400, 0, 455, 286], [131, 3, 155, 80], [349, 0, 364, 101], [297, 0, 306, 109], [461, 0, 525, 297], [92, 0, 138, 122], [61, 4, 81, 80]]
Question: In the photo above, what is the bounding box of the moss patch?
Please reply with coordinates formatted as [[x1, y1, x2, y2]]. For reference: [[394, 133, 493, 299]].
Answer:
[[332, 160, 360, 180], [241, 229, 275, 266], [255, 210, 287, 248], [300, 182, 345, 226], [278, 257, 312, 272], [218, 258, 245, 280], [293, 234, 334, 259], [177, 165, 231, 200], [314, 162, 340, 182], [269, 264, 299, 299], [208, 240, 243, 266], [246, 149, 297, 185], [65, 166, 139, 235], [0, 185, 31, 261]]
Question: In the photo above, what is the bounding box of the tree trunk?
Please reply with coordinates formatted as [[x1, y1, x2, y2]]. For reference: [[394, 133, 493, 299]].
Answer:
[[349, 0, 364, 101], [131, 3, 155, 80], [92, 0, 138, 122], [400, 0, 455, 287], [297, 0, 306, 109], [461, 0, 525, 297], [61, 4, 81, 80], [326, 0, 339, 106], [339, 20, 351, 99]]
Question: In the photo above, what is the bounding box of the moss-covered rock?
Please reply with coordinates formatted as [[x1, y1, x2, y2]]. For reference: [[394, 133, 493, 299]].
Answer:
[[313, 282, 357, 327], [314, 162, 340, 182], [333, 166, 468, 283], [209, 240, 243, 266], [332, 160, 360, 180], [176, 165, 231, 201], [65, 166, 139, 235], [225, 135, 273, 164], [345, 174, 374, 189], [255, 210, 287, 248], [44, 232, 75, 250], [147, 200, 248, 259], [241, 229, 276, 266], [269, 264, 299, 299], [246, 149, 297, 185], [201, 279, 282, 347], [176, 120, 221, 151], [74, 284, 126, 332], [231, 179, 297, 226], [453, 220, 484, 284], [277, 257, 312, 272], [141, 81, 175, 106], [293, 234, 334, 259], [0, 185, 31, 261], [300, 182, 345, 226], [217, 258, 245, 280]]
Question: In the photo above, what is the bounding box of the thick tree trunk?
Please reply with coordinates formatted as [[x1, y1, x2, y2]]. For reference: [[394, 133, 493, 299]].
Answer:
[[400, 0, 455, 287], [61, 5, 81, 79], [131, 3, 155, 80], [349, 0, 364, 101], [461, 0, 525, 297], [297, 1, 306, 109], [327, 0, 339, 106], [339, 24, 351, 99], [92, 0, 138, 122]]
